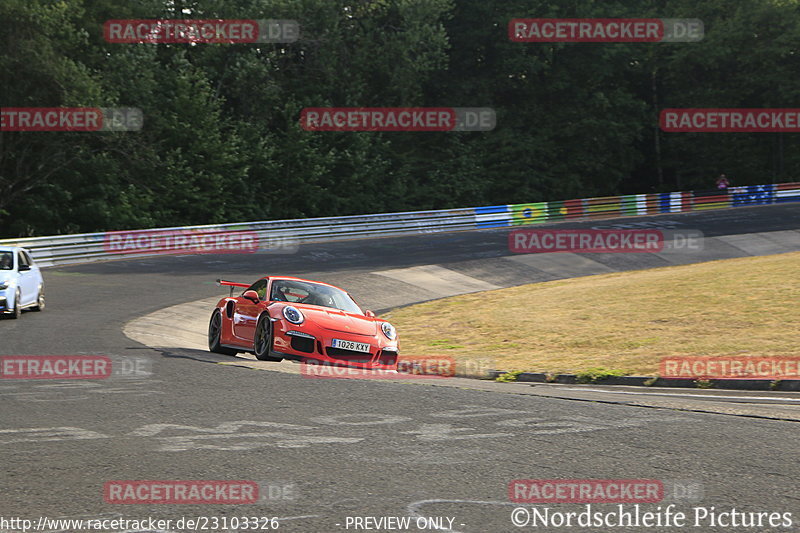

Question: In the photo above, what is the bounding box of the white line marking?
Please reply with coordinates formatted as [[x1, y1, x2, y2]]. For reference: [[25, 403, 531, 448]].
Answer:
[[551, 388, 800, 402], [129, 421, 312, 436], [310, 414, 412, 426], [430, 405, 529, 418], [152, 432, 363, 451], [0, 427, 109, 444]]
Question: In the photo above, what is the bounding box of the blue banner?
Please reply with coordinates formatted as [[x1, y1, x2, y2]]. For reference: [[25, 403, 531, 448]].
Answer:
[[731, 185, 774, 206], [474, 205, 510, 228]]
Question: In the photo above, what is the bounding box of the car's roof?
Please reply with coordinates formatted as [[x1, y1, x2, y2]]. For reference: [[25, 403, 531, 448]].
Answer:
[[0, 246, 22, 253]]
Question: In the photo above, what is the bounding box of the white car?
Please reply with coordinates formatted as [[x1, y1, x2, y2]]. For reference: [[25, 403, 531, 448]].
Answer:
[[0, 246, 45, 319]]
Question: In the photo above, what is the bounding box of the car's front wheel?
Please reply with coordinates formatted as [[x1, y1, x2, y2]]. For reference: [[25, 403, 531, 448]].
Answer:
[[10, 289, 21, 319], [32, 286, 45, 311], [254, 314, 282, 361], [208, 310, 238, 356]]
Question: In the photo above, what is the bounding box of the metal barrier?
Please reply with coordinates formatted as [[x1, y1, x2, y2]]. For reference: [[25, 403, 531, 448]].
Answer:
[[0, 208, 478, 267], [1, 181, 798, 267]]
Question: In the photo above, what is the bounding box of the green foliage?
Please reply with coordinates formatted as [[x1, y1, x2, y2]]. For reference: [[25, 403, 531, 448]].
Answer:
[[2, 0, 799, 236], [496, 370, 525, 382], [575, 367, 628, 384]]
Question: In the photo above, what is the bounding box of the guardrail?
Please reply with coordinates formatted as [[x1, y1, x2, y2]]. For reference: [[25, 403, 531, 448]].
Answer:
[[1, 181, 798, 267]]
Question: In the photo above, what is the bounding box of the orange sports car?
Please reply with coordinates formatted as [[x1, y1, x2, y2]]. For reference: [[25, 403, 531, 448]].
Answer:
[[208, 276, 398, 369]]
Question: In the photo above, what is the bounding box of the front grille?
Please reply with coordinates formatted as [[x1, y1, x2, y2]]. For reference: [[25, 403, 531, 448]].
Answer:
[[325, 347, 372, 362], [290, 336, 315, 353]]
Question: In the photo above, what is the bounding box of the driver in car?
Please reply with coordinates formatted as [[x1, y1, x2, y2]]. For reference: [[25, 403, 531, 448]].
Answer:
[[272, 285, 288, 301], [0, 253, 12, 270]]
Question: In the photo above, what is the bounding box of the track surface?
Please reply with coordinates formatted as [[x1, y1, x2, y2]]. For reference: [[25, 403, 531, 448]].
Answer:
[[1, 204, 799, 532]]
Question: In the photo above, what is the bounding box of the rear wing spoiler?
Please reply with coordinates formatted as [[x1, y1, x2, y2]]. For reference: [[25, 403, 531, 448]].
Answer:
[[217, 279, 250, 288], [217, 278, 250, 296]]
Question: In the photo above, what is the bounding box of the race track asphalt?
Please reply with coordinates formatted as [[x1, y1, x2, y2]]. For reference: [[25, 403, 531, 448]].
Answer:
[[1, 204, 799, 533]]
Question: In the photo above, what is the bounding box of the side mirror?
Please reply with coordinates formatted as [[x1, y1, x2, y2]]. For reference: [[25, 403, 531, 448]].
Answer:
[[18, 264, 31, 272], [364, 310, 375, 317], [242, 290, 260, 303]]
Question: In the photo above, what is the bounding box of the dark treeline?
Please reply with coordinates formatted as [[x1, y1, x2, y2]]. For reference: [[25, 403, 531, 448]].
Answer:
[[1, 0, 799, 237]]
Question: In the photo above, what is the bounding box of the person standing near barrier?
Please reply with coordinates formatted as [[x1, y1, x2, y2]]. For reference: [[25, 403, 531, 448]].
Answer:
[[716, 174, 730, 190]]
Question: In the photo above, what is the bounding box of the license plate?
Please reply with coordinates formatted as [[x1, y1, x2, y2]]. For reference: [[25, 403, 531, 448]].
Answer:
[[331, 339, 371, 353]]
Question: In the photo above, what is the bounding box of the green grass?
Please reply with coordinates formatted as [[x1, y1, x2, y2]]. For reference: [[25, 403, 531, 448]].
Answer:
[[383, 252, 800, 375]]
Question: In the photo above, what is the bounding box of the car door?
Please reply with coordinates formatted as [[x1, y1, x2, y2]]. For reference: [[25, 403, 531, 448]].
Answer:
[[16, 251, 38, 305], [232, 279, 267, 342], [24, 251, 43, 304]]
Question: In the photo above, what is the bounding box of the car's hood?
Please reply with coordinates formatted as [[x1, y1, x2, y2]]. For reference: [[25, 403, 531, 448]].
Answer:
[[295, 305, 378, 336]]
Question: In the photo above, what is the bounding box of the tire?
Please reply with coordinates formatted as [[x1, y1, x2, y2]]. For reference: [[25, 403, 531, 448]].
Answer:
[[32, 286, 45, 311], [10, 289, 21, 319], [254, 314, 282, 361], [208, 310, 238, 356]]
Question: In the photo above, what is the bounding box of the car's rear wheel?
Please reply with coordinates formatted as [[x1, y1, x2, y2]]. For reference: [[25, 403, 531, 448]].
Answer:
[[32, 286, 45, 311], [208, 310, 238, 356], [10, 289, 21, 319], [254, 314, 282, 361]]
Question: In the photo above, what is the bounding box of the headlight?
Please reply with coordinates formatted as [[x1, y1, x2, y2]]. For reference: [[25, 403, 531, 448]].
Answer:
[[0, 280, 9, 290], [282, 306, 304, 325], [381, 322, 396, 340]]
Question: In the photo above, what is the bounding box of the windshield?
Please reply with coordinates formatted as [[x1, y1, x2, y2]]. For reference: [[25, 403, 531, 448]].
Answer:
[[270, 280, 363, 315], [0, 252, 13, 270]]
